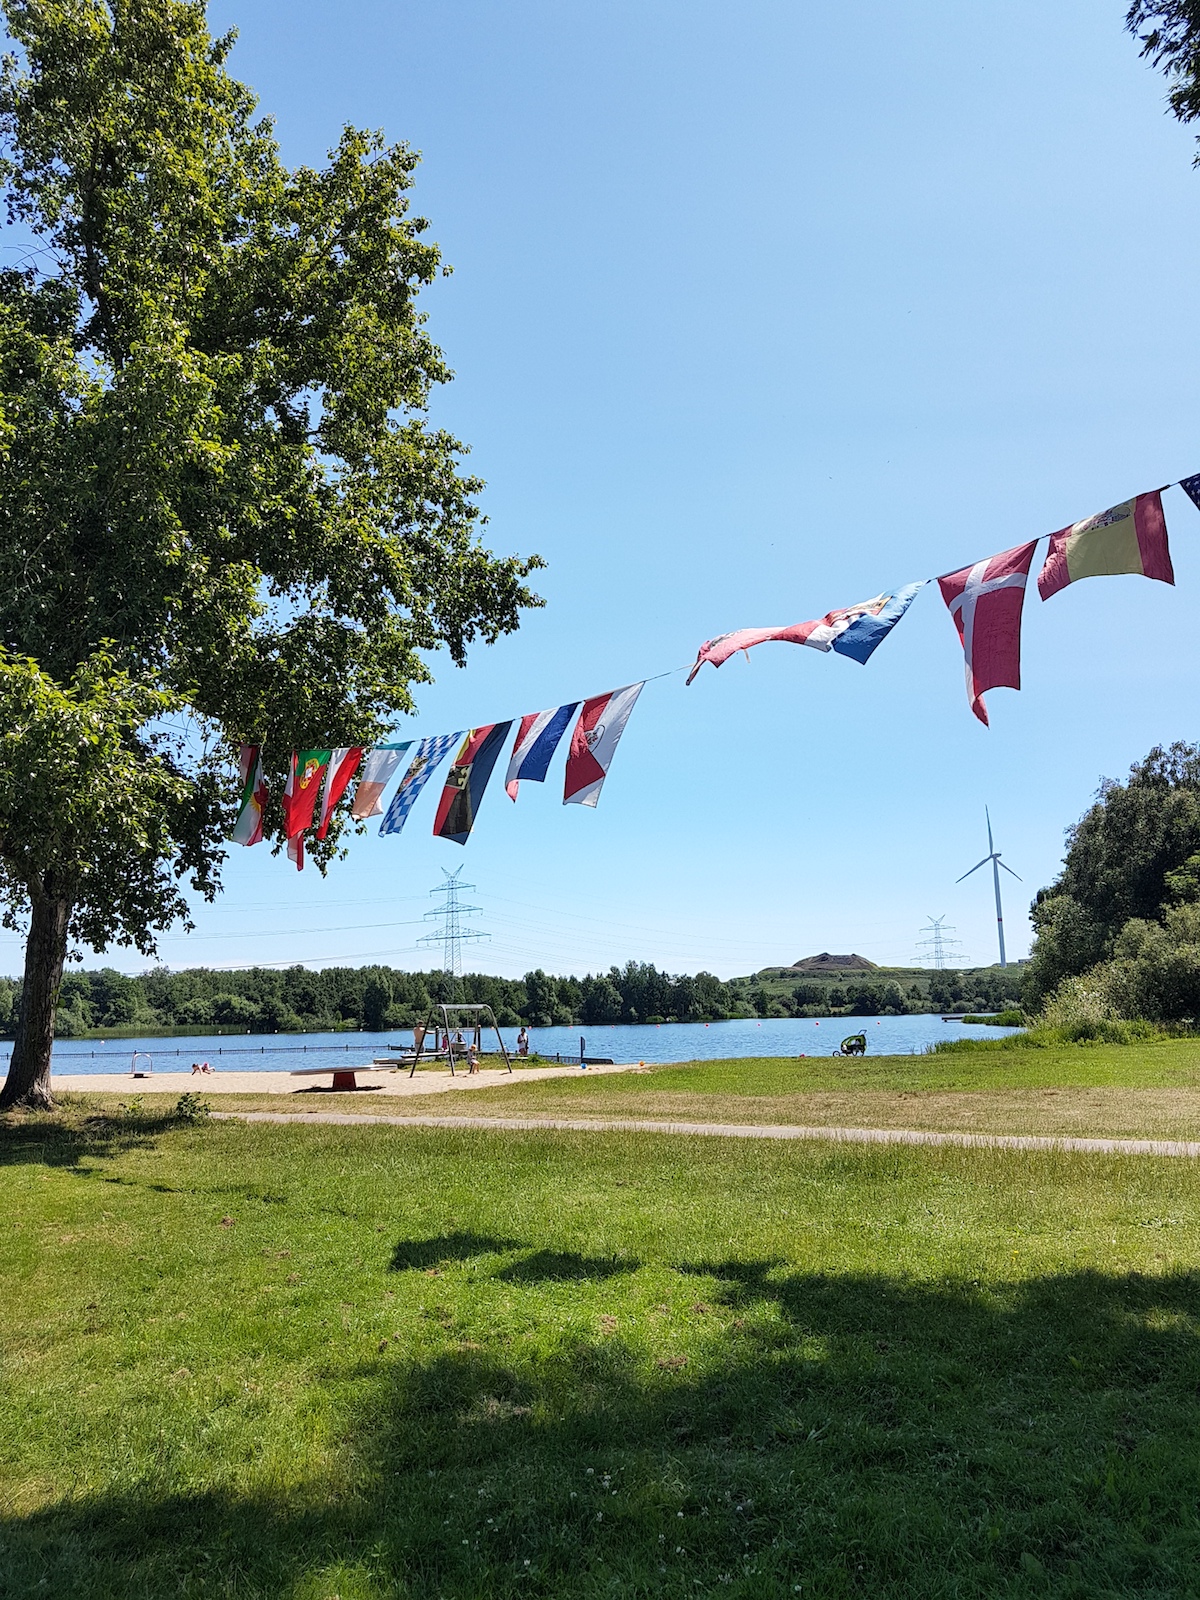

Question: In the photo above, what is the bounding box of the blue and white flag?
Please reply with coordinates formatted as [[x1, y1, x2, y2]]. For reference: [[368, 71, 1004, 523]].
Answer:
[[505, 702, 579, 801], [379, 733, 463, 835], [830, 580, 927, 665]]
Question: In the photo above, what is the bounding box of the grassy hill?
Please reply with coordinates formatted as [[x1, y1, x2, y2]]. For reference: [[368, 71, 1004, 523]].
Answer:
[[727, 961, 1027, 1017]]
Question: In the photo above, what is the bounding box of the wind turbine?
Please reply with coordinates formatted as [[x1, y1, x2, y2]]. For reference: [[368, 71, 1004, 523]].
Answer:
[[956, 808, 1021, 967]]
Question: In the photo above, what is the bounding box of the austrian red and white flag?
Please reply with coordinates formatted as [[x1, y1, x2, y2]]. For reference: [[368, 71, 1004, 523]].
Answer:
[[563, 683, 644, 808], [938, 541, 1037, 726], [315, 747, 364, 839]]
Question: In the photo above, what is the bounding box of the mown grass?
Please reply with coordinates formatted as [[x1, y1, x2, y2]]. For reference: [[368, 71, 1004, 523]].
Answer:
[[4, 1106, 1200, 1597], [55, 1039, 1200, 1141]]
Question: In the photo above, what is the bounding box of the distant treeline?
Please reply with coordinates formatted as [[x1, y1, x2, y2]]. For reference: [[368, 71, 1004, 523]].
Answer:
[[0, 960, 1027, 1037]]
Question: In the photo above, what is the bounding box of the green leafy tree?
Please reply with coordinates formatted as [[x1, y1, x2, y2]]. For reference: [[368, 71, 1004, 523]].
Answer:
[[1025, 745, 1200, 1006], [362, 976, 392, 1033], [0, 1, 540, 1109], [1127, 3, 1200, 137], [579, 975, 622, 1024]]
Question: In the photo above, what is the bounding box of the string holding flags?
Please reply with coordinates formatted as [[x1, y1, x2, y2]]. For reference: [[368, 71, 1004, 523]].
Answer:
[[231, 468, 1200, 865]]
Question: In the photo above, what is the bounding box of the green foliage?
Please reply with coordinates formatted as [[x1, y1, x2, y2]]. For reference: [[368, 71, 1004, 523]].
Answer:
[[750, 966, 1025, 1018], [930, 1020, 1170, 1053], [0, 959, 760, 1035], [1127, 2, 1200, 139], [172, 1091, 210, 1123], [5, 1114, 1200, 1595], [1021, 743, 1200, 1027], [0, 650, 207, 955], [1026, 743, 1200, 1008], [0, 0, 542, 1102]]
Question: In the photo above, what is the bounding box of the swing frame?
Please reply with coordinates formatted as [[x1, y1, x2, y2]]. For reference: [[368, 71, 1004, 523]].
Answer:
[[407, 1003, 513, 1077]]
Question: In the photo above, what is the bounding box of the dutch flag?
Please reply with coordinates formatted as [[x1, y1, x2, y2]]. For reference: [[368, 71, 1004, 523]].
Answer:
[[505, 703, 579, 801]]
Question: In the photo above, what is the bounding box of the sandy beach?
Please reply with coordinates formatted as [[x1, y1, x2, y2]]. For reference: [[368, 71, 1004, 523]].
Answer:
[[50, 1060, 648, 1097]]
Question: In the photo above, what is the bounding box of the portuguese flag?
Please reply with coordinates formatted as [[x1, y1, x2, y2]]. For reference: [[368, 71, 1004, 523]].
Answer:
[[282, 749, 332, 869]]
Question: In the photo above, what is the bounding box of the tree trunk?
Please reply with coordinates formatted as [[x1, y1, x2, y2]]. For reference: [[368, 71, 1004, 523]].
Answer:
[[0, 887, 71, 1111]]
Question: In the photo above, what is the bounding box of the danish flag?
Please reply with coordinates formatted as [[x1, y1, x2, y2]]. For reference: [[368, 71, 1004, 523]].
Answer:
[[937, 542, 1037, 725]]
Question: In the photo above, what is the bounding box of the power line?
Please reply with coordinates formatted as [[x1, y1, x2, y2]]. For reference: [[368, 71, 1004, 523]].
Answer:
[[915, 915, 963, 970], [417, 867, 489, 977]]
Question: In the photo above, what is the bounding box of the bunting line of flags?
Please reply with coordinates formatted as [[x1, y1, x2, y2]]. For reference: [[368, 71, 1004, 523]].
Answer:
[[230, 473, 1200, 866]]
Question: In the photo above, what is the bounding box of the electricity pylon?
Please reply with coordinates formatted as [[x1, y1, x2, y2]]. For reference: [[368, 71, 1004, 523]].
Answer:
[[417, 867, 488, 977], [916, 915, 962, 970]]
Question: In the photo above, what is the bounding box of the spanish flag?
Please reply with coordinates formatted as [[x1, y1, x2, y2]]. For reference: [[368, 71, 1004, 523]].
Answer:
[[1038, 490, 1174, 601]]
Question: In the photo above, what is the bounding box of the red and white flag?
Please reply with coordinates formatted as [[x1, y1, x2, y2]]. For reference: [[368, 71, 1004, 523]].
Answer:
[[350, 744, 412, 819], [564, 683, 644, 808], [938, 542, 1037, 725], [316, 747, 364, 839]]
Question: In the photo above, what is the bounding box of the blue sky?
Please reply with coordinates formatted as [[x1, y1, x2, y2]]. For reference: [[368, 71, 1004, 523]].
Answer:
[[24, 0, 1200, 980]]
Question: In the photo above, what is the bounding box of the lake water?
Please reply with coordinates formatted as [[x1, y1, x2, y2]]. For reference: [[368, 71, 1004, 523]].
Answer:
[[11, 1012, 1022, 1077]]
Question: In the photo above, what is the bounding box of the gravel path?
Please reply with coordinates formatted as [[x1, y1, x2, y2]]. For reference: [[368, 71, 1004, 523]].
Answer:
[[210, 1110, 1200, 1158]]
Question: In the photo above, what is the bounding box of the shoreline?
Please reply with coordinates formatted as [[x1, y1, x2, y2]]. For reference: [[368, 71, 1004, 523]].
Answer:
[[48, 1060, 649, 1097]]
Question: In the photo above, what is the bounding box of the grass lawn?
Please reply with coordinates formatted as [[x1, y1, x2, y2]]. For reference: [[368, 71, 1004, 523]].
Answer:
[[386, 1042, 1200, 1142], [3, 1104, 1200, 1597], [64, 1038, 1200, 1140]]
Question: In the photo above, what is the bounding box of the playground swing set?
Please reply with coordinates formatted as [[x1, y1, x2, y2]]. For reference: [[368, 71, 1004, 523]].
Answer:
[[378, 1002, 513, 1078]]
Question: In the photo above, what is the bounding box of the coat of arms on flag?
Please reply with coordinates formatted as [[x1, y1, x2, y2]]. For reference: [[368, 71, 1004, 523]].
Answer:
[[1038, 490, 1174, 601], [433, 724, 513, 843], [380, 734, 463, 836], [281, 748, 333, 869], [564, 684, 644, 807]]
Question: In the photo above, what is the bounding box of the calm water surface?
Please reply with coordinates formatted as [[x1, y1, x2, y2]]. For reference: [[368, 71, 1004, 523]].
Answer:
[[19, 1013, 1021, 1076]]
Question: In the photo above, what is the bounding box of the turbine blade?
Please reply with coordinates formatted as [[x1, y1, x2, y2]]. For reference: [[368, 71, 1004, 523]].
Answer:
[[956, 858, 990, 882], [998, 859, 1022, 881], [986, 806, 994, 854]]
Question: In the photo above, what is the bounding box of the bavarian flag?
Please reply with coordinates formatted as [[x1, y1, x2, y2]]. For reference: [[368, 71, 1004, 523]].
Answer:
[[1037, 490, 1174, 601], [433, 723, 513, 844]]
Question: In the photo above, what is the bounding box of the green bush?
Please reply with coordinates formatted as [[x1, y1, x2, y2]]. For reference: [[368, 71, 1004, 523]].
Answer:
[[929, 1018, 1169, 1053], [173, 1093, 211, 1123]]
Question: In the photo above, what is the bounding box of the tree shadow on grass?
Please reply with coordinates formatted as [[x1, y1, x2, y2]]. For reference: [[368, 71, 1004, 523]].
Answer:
[[4, 1267, 1200, 1597], [0, 1108, 186, 1169], [495, 1248, 641, 1284], [389, 1230, 524, 1272]]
